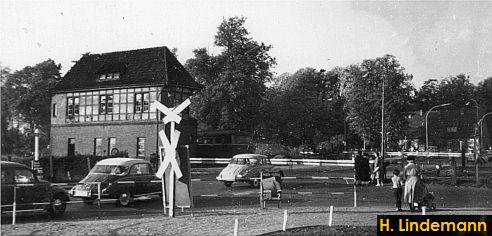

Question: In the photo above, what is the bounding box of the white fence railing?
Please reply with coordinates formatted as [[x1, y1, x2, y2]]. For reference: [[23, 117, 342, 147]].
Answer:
[[191, 152, 472, 166]]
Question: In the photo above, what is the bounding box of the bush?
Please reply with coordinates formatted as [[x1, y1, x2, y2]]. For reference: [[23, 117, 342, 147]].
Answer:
[[254, 143, 303, 158]]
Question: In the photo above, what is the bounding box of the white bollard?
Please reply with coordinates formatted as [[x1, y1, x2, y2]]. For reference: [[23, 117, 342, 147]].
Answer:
[[328, 205, 334, 227], [353, 184, 357, 207], [234, 218, 238, 236], [283, 210, 288, 231], [97, 182, 101, 207], [422, 206, 426, 215], [12, 187, 17, 225]]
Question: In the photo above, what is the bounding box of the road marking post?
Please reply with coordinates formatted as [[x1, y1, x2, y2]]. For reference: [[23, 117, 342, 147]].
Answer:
[[353, 184, 357, 207], [97, 182, 101, 208], [234, 218, 239, 236], [329, 205, 334, 227], [422, 206, 426, 215], [283, 210, 288, 231], [12, 186, 17, 225]]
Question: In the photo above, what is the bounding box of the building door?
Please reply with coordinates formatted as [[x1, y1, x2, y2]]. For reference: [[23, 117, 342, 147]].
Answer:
[[68, 138, 75, 156]]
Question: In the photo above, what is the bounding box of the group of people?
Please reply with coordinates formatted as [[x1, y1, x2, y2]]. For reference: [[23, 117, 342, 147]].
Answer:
[[392, 155, 426, 212], [354, 150, 383, 186], [354, 151, 426, 212]]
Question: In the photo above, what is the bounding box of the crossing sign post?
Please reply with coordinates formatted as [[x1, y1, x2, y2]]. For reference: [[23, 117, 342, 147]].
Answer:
[[151, 98, 191, 217]]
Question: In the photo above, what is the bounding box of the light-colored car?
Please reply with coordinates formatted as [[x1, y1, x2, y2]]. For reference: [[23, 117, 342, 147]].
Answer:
[[70, 158, 161, 206], [216, 154, 283, 187]]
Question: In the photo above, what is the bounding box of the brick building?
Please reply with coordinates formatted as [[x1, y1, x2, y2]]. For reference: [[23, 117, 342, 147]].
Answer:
[[50, 47, 201, 158]]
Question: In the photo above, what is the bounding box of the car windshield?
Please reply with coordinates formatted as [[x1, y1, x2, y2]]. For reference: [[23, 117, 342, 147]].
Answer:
[[230, 158, 250, 165], [91, 165, 129, 175]]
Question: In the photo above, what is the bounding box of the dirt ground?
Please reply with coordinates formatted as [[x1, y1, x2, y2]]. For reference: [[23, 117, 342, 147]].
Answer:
[[3, 183, 492, 236], [2, 206, 491, 236]]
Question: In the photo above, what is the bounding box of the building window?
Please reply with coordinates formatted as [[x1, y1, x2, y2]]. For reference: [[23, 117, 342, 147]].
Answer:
[[68, 138, 75, 156], [52, 103, 57, 117], [137, 138, 145, 157], [108, 138, 116, 155], [94, 138, 103, 156], [98, 73, 120, 81], [134, 92, 150, 113], [99, 95, 113, 114], [67, 97, 79, 117], [65, 87, 158, 123]]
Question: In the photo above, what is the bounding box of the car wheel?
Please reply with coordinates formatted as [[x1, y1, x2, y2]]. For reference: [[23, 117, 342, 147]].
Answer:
[[224, 181, 233, 187], [116, 191, 133, 207], [48, 194, 67, 218], [486, 176, 492, 190], [82, 197, 95, 205], [249, 179, 260, 188]]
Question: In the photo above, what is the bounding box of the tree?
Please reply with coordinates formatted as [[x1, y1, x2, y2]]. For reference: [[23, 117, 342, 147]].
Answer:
[[477, 77, 492, 112], [186, 17, 276, 132], [2, 59, 61, 149], [344, 55, 414, 150], [415, 74, 477, 110], [258, 68, 344, 150]]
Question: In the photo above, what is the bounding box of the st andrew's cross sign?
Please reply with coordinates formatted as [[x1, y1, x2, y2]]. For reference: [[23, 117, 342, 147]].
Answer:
[[150, 98, 191, 217]]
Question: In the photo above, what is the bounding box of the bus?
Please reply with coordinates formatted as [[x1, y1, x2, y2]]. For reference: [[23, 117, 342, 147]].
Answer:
[[197, 130, 254, 159]]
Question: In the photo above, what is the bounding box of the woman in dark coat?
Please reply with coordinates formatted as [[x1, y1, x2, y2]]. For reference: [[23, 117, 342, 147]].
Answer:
[[361, 154, 371, 183], [354, 151, 363, 185]]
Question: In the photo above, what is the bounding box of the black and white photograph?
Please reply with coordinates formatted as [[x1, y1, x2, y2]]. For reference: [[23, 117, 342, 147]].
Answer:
[[1, 1, 492, 235]]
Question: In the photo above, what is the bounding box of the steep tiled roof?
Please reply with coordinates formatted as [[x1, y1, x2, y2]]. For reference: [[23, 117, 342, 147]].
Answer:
[[53, 46, 202, 92]]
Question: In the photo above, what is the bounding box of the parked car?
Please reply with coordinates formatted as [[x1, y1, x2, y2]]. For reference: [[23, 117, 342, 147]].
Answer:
[[216, 154, 283, 187], [1, 161, 69, 217], [70, 158, 161, 206]]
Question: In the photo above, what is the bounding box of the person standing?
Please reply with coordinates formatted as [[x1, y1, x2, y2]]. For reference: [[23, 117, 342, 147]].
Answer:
[[361, 152, 371, 185], [403, 156, 423, 212], [373, 152, 383, 186], [392, 169, 403, 211], [354, 150, 363, 185]]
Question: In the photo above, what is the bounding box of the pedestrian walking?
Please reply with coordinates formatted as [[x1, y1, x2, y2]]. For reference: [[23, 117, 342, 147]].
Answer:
[[402, 156, 424, 212], [392, 169, 403, 211]]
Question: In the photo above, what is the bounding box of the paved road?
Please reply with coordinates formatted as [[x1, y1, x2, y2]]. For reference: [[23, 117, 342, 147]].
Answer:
[[1, 166, 357, 224], [3, 165, 492, 225]]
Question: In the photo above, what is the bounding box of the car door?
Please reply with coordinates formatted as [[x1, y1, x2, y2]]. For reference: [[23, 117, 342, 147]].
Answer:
[[138, 163, 158, 195], [1, 168, 14, 211], [147, 164, 162, 194], [128, 163, 152, 195], [13, 168, 49, 210]]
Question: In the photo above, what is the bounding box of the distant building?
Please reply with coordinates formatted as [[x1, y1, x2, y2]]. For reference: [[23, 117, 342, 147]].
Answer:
[[50, 47, 202, 158], [402, 108, 483, 152]]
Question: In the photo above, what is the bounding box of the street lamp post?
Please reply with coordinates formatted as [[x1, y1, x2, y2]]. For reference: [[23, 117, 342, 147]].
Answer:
[[425, 103, 452, 151], [466, 100, 480, 185], [381, 72, 385, 180], [476, 112, 492, 185]]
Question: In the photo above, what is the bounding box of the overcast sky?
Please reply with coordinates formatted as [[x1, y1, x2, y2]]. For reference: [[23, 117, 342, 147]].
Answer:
[[1, 1, 491, 87]]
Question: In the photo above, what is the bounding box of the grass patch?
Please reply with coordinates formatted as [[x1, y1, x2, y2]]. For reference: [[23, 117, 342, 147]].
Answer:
[[260, 225, 376, 236]]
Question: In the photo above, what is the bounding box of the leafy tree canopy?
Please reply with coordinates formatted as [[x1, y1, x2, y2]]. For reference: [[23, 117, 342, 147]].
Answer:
[[343, 55, 414, 149], [186, 17, 276, 132], [2, 59, 61, 150]]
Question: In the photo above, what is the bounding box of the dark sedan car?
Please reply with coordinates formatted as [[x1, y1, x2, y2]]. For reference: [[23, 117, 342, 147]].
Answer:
[[1, 161, 69, 217], [70, 158, 161, 206]]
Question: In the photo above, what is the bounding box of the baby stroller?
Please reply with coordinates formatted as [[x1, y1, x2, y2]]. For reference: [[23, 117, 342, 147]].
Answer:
[[416, 182, 436, 211]]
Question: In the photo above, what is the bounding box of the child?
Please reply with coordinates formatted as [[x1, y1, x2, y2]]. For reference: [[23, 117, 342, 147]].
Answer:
[[392, 169, 403, 211]]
